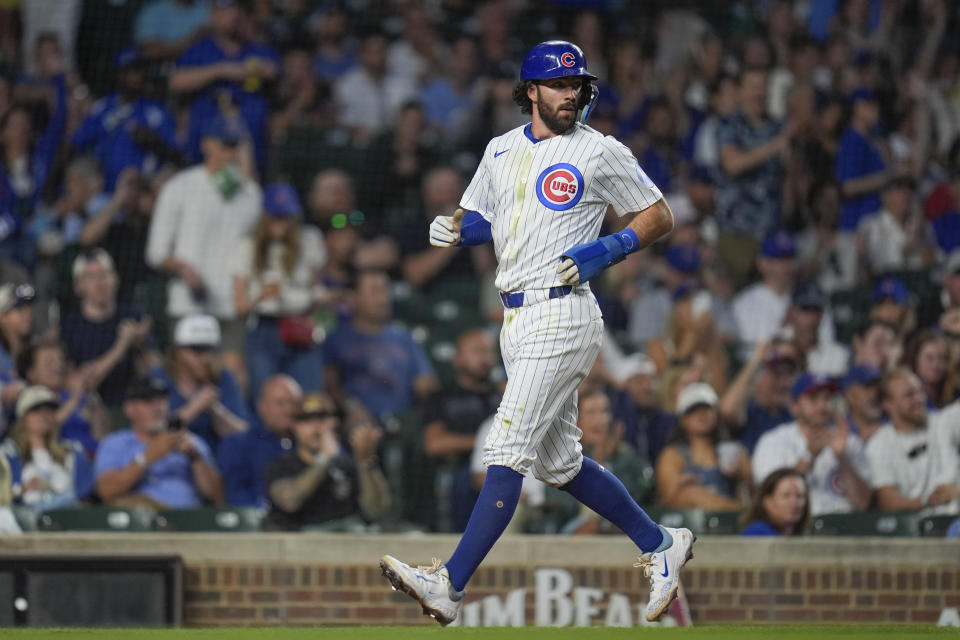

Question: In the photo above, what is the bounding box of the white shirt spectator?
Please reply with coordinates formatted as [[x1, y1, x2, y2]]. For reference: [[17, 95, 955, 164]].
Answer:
[[334, 68, 416, 136], [146, 165, 261, 319], [865, 422, 957, 514], [795, 230, 859, 294], [859, 209, 935, 274], [752, 421, 871, 516], [232, 226, 326, 317], [931, 400, 960, 487], [807, 341, 850, 377], [733, 283, 790, 344]]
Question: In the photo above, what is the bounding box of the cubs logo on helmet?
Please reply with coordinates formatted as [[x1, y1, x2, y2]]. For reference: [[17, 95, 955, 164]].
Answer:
[[560, 52, 576, 67], [536, 163, 584, 211]]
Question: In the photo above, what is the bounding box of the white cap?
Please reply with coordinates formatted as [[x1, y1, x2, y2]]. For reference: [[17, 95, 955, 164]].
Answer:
[[613, 353, 657, 384], [174, 314, 221, 347], [16, 385, 59, 420], [676, 382, 718, 415]]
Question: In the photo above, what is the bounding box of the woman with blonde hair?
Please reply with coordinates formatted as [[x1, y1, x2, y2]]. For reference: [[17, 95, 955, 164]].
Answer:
[[1, 386, 94, 512], [233, 183, 326, 400]]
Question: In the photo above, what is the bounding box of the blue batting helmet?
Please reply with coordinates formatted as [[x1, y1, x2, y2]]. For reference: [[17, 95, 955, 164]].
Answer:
[[520, 40, 597, 82]]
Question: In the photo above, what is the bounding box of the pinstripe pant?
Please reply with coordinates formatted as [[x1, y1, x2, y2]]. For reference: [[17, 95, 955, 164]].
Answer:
[[482, 288, 604, 486]]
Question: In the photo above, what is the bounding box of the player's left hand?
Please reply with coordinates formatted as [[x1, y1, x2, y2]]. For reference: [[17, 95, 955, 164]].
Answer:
[[557, 257, 580, 285]]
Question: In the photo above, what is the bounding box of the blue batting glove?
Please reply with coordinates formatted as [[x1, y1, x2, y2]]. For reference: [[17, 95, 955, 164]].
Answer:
[[558, 228, 639, 284]]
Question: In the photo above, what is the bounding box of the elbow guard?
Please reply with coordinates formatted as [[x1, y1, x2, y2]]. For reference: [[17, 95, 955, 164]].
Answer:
[[457, 210, 492, 246]]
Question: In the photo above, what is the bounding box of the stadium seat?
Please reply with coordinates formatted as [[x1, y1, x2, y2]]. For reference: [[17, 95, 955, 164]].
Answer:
[[917, 514, 957, 538], [810, 511, 918, 537], [153, 507, 264, 532], [704, 510, 744, 535], [644, 507, 706, 535], [37, 507, 155, 532]]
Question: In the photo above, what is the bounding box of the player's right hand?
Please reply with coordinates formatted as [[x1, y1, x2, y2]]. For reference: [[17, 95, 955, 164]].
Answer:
[[429, 209, 464, 247]]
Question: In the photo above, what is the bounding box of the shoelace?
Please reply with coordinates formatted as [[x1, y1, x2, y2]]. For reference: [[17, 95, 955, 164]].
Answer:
[[633, 555, 655, 578], [418, 557, 444, 574]]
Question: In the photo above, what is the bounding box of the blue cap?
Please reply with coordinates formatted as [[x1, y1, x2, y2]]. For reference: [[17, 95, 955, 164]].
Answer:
[[873, 277, 909, 305], [666, 244, 701, 274], [792, 281, 826, 310], [115, 47, 142, 69], [760, 229, 797, 259], [847, 87, 876, 105], [791, 373, 838, 400], [205, 114, 246, 144], [264, 183, 302, 218], [841, 365, 881, 391], [520, 41, 597, 81]]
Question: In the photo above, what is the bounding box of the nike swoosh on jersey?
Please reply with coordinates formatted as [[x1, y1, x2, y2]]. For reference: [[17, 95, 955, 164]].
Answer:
[[494, 149, 509, 158]]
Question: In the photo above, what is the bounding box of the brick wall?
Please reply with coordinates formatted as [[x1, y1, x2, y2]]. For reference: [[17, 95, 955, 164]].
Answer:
[[4, 534, 958, 627], [180, 561, 960, 626]]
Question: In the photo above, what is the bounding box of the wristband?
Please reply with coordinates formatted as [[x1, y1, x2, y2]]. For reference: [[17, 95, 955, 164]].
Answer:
[[457, 210, 492, 246]]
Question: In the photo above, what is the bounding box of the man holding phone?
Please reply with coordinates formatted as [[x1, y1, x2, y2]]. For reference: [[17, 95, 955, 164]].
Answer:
[[94, 375, 224, 508]]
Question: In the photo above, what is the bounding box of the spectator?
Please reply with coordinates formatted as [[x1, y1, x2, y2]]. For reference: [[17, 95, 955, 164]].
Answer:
[[783, 282, 848, 377], [31, 157, 107, 268], [610, 353, 675, 464], [269, 41, 320, 140], [720, 339, 797, 453], [714, 68, 799, 281], [133, 0, 211, 61], [741, 468, 809, 536], [146, 113, 262, 384], [859, 177, 936, 275], [655, 383, 750, 511], [796, 180, 858, 294], [0, 282, 34, 379], [1, 385, 94, 512], [422, 328, 501, 531], [562, 387, 654, 535], [324, 270, 438, 421], [159, 314, 249, 453], [169, 0, 278, 177], [870, 277, 913, 338], [400, 167, 494, 289], [850, 319, 899, 371], [841, 365, 884, 443], [94, 375, 223, 508], [17, 340, 107, 457], [917, 251, 960, 330], [904, 330, 950, 411], [218, 374, 300, 508], [233, 183, 326, 399], [420, 36, 482, 143], [752, 373, 873, 515], [693, 74, 738, 171], [867, 368, 958, 514], [71, 48, 180, 191], [309, 7, 354, 83], [732, 229, 798, 346], [835, 89, 886, 232], [648, 285, 729, 396], [334, 32, 416, 142], [60, 249, 157, 409], [265, 392, 390, 531], [627, 243, 702, 345], [386, 6, 444, 87]]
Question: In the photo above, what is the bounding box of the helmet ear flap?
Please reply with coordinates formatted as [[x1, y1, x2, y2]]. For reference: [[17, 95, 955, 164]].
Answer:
[[577, 82, 599, 123]]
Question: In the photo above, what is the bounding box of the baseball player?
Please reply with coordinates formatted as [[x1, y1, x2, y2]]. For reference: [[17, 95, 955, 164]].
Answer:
[[380, 41, 694, 626]]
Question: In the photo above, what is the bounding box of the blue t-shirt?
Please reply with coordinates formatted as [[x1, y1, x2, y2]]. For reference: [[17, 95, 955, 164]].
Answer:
[[217, 418, 293, 508], [420, 79, 475, 134], [739, 400, 792, 454], [742, 520, 781, 536], [134, 0, 210, 44], [714, 111, 783, 235], [610, 389, 676, 464], [314, 50, 356, 82], [93, 428, 215, 508], [324, 323, 434, 420], [154, 368, 249, 454], [176, 37, 278, 177], [835, 127, 885, 231], [57, 390, 98, 457], [72, 94, 178, 191]]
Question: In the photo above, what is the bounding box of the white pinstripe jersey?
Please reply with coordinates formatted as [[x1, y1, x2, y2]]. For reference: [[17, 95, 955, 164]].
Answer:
[[460, 122, 663, 292]]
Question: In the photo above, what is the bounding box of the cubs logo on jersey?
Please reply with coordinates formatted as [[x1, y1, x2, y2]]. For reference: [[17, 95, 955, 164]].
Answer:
[[536, 163, 584, 211], [560, 51, 577, 67]]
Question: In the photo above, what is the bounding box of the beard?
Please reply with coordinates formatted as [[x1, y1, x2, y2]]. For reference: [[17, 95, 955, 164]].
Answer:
[[536, 87, 577, 135]]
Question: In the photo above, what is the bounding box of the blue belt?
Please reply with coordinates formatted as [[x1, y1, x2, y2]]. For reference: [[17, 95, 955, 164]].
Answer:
[[499, 285, 573, 308]]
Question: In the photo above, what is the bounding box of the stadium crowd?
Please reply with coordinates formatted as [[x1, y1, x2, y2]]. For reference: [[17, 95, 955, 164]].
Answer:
[[0, 0, 958, 538]]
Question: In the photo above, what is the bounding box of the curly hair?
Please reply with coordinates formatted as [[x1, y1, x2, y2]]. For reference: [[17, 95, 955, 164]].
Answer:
[[512, 80, 534, 114]]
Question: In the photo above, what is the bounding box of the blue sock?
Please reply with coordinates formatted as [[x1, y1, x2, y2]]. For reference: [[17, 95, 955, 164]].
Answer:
[[561, 456, 664, 553], [444, 465, 523, 592]]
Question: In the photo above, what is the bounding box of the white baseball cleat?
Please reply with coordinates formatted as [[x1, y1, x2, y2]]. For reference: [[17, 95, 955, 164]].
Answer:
[[635, 527, 696, 622], [379, 555, 464, 626]]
